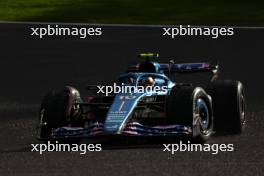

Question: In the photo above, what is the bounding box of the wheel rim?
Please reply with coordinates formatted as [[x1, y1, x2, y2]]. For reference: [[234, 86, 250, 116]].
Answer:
[[39, 108, 47, 126], [37, 108, 47, 138], [240, 90, 246, 124], [195, 98, 210, 131]]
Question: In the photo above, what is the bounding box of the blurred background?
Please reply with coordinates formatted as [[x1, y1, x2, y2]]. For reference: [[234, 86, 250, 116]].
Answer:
[[0, 0, 264, 25]]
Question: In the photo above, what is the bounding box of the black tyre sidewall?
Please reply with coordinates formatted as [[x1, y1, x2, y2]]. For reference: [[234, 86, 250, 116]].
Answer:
[[38, 89, 70, 138], [167, 86, 214, 142], [207, 80, 246, 134]]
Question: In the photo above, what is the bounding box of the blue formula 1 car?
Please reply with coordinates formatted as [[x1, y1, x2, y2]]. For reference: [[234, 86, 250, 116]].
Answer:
[[37, 53, 246, 142]]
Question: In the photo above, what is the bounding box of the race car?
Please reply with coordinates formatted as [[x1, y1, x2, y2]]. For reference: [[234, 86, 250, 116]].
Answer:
[[37, 53, 246, 142]]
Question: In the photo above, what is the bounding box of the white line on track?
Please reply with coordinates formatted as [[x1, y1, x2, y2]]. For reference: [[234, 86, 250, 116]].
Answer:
[[0, 21, 264, 29]]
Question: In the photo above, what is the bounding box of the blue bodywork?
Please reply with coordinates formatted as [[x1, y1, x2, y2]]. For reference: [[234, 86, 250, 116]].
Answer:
[[104, 72, 175, 134], [51, 61, 212, 138]]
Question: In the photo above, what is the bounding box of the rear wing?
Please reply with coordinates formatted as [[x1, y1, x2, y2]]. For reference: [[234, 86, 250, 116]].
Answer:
[[127, 59, 219, 79], [161, 60, 219, 81], [129, 53, 218, 73], [160, 60, 219, 74]]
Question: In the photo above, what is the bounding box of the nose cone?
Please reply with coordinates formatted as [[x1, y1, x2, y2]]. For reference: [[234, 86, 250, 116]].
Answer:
[[104, 93, 144, 134], [104, 111, 129, 134]]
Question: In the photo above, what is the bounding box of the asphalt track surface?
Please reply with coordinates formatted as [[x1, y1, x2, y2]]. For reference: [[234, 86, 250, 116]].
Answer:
[[0, 23, 264, 176]]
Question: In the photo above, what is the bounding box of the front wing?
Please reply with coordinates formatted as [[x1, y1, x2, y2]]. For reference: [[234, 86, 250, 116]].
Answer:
[[51, 122, 192, 138]]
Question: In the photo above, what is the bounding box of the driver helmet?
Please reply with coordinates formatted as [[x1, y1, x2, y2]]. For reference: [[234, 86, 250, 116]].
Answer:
[[144, 76, 155, 87]]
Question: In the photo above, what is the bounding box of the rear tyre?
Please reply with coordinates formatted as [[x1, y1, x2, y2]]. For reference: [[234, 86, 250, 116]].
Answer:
[[167, 86, 214, 143], [207, 80, 246, 134]]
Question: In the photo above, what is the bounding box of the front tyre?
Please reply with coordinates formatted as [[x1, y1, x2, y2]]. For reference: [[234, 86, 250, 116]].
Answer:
[[37, 86, 81, 139], [167, 86, 214, 142]]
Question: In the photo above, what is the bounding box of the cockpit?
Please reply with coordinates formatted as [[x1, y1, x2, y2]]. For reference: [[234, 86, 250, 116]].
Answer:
[[118, 73, 169, 87]]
